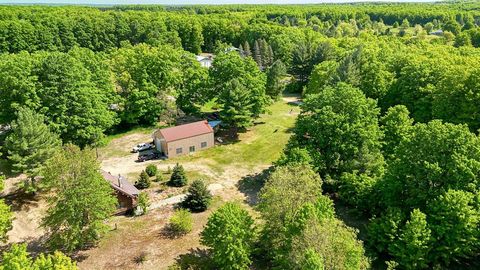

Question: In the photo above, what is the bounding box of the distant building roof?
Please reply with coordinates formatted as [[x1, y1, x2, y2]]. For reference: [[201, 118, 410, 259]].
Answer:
[[158, 120, 213, 142], [101, 170, 139, 198], [208, 120, 222, 129]]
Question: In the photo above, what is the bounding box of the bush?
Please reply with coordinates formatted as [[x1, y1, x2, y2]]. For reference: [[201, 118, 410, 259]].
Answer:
[[169, 209, 193, 237], [136, 192, 150, 216], [135, 170, 151, 189], [169, 163, 188, 187], [154, 171, 164, 182], [182, 180, 212, 212], [145, 164, 157, 177]]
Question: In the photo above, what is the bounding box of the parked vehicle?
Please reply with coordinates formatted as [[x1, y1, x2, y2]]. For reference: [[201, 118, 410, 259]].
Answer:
[[132, 143, 154, 153], [137, 152, 160, 162]]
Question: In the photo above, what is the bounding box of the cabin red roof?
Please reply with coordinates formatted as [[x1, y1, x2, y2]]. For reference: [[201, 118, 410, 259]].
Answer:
[[159, 120, 213, 142]]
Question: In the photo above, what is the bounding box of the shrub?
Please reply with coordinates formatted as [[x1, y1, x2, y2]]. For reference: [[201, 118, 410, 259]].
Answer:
[[169, 209, 193, 236], [145, 164, 157, 177], [136, 192, 150, 216], [169, 164, 188, 187], [182, 180, 212, 212], [135, 170, 151, 189], [154, 171, 164, 182]]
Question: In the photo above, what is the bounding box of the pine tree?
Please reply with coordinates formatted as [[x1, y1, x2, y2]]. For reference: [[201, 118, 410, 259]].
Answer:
[[4, 108, 61, 191], [243, 41, 252, 57], [219, 79, 254, 130], [253, 39, 262, 69], [169, 163, 188, 187], [266, 60, 287, 99], [136, 170, 151, 189], [182, 180, 212, 212]]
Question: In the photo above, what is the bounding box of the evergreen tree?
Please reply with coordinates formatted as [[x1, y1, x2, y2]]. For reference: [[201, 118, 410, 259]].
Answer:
[[219, 79, 254, 130], [4, 108, 61, 188], [243, 41, 251, 57], [136, 170, 151, 189], [266, 60, 287, 99], [253, 39, 262, 68], [169, 163, 188, 187], [41, 145, 116, 252], [182, 179, 212, 212]]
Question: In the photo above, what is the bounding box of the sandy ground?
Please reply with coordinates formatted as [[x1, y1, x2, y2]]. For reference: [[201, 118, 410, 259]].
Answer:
[[3, 95, 300, 269]]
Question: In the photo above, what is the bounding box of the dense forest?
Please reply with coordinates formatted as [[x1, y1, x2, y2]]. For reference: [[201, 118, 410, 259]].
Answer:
[[1, 1, 480, 269]]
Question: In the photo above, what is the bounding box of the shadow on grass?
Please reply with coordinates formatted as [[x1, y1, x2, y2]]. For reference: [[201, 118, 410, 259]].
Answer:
[[236, 166, 274, 206], [173, 248, 213, 270]]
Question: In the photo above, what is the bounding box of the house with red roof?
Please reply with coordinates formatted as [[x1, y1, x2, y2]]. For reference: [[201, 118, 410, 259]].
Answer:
[[152, 120, 214, 158]]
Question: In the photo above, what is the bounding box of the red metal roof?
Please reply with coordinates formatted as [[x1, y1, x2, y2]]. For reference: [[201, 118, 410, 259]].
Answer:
[[159, 120, 213, 142]]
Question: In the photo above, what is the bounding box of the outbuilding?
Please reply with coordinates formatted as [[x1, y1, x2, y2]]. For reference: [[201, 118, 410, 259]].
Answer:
[[152, 120, 214, 158], [101, 170, 140, 215]]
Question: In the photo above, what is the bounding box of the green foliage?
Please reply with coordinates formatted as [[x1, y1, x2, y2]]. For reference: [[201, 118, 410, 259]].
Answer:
[[0, 244, 32, 270], [4, 108, 61, 178], [41, 144, 116, 252], [32, 251, 78, 270], [266, 60, 287, 99], [258, 165, 322, 264], [154, 171, 164, 182], [289, 218, 370, 270], [276, 147, 313, 168], [292, 83, 384, 190], [0, 244, 77, 270], [145, 164, 157, 177], [201, 202, 255, 270], [218, 79, 254, 130], [390, 209, 431, 270], [169, 209, 193, 236], [137, 192, 150, 216], [182, 180, 212, 212], [135, 170, 151, 190], [210, 51, 268, 121], [0, 200, 13, 243], [427, 190, 480, 265], [380, 105, 413, 160], [169, 164, 188, 187]]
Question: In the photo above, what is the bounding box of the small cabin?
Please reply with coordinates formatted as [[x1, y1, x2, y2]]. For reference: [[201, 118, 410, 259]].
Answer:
[[101, 170, 140, 215], [152, 120, 214, 158]]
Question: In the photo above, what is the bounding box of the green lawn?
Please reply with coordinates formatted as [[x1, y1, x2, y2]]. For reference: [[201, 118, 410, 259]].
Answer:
[[175, 99, 300, 173]]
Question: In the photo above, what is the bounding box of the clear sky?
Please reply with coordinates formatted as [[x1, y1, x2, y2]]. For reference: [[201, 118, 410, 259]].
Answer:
[[0, 0, 438, 5]]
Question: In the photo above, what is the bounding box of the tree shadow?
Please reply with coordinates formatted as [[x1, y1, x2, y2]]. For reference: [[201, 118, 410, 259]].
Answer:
[[3, 189, 40, 212], [236, 166, 274, 206], [173, 248, 212, 270]]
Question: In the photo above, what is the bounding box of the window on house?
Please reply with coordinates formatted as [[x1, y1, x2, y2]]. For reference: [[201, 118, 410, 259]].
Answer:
[[189, 146, 195, 153], [176, 148, 183, 154], [201, 142, 207, 148]]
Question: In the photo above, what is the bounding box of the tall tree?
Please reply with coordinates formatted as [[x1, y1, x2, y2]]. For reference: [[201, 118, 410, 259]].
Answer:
[[41, 145, 116, 252], [209, 51, 268, 120], [390, 209, 431, 269], [201, 202, 255, 270], [380, 105, 413, 160], [219, 79, 254, 130], [265, 59, 287, 99], [243, 41, 251, 57], [4, 108, 61, 186], [292, 83, 384, 183], [253, 39, 262, 68]]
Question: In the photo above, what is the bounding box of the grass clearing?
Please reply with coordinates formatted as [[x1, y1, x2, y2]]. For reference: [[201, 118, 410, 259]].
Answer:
[[175, 100, 299, 173]]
